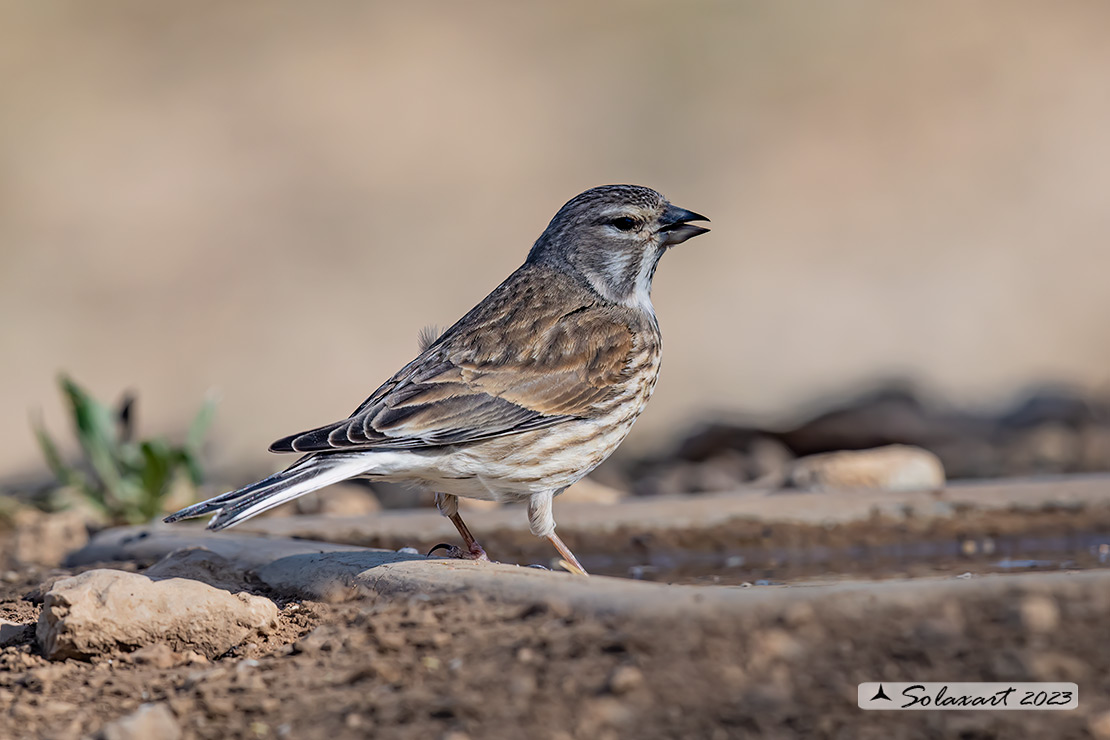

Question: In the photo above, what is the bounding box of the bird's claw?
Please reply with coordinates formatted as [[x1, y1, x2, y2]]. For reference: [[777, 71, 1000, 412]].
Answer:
[[427, 542, 491, 562], [556, 558, 589, 576]]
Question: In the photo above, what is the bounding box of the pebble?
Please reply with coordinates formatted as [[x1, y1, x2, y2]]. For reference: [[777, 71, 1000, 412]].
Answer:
[[99, 703, 181, 740], [1019, 594, 1060, 633], [1090, 710, 1110, 740], [607, 665, 644, 694], [128, 644, 177, 669], [789, 444, 946, 492]]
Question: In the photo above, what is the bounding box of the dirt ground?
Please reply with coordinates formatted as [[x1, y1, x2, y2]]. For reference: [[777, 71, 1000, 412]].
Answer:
[[0, 513, 1107, 740]]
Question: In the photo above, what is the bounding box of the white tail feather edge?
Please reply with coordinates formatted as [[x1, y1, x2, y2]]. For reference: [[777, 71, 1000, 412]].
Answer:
[[208, 457, 373, 529]]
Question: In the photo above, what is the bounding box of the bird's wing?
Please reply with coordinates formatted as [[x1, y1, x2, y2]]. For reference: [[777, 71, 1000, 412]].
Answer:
[[269, 304, 637, 453]]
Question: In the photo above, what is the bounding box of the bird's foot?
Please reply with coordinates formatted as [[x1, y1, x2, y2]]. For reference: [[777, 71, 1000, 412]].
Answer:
[[555, 558, 588, 576], [545, 533, 589, 576], [427, 542, 491, 562]]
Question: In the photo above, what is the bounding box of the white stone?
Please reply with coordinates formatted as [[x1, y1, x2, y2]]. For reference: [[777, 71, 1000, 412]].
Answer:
[[788, 445, 945, 492], [37, 569, 278, 660], [100, 703, 181, 740]]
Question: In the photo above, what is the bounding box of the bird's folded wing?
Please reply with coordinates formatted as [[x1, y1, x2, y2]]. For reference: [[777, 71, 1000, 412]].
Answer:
[[269, 309, 635, 453]]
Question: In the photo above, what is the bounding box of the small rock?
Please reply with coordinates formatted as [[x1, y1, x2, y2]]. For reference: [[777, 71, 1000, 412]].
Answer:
[[1008, 424, 1080, 474], [689, 458, 748, 493], [128, 644, 178, 669], [183, 667, 226, 691], [576, 696, 633, 735], [1019, 594, 1060, 634], [509, 673, 537, 697], [755, 629, 804, 662], [782, 602, 816, 628], [0, 619, 32, 647], [203, 695, 235, 716], [788, 444, 945, 492], [10, 508, 89, 567], [745, 437, 794, 486], [607, 665, 644, 694], [180, 650, 208, 666], [558, 477, 626, 505], [291, 628, 331, 655], [37, 569, 279, 660], [915, 601, 967, 641], [1027, 651, 1089, 683], [24, 663, 74, 694], [1090, 710, 1110, 740], [43, 700, 78, 714], [99, 703, 181, 740], [144, 547, 251, 593]]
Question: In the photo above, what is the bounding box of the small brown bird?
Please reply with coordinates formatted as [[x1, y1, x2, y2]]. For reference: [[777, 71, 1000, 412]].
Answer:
[[165, 185, 709, 574]]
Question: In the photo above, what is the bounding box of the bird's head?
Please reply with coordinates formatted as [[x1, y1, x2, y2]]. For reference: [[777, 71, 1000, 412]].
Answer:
[[526, 184, 709, 312]]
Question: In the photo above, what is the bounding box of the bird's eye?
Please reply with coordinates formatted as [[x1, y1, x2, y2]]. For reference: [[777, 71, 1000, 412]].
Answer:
[[610, 216, 638, 231]]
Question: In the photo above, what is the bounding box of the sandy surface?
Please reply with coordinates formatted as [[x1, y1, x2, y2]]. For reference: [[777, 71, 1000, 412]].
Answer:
[[0, 549, 1106, 739], [2, 476, 1109, 738]]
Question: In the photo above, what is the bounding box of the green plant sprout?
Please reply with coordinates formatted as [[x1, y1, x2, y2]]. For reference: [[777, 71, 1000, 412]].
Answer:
[[33, 375, 215, 525]]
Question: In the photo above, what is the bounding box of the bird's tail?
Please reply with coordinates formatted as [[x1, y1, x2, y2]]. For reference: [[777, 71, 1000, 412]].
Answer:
[[163, 454, 372, 530]]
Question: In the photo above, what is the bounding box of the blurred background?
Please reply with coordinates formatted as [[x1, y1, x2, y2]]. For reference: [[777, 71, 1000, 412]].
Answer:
[[4, 0, 1110, 490]]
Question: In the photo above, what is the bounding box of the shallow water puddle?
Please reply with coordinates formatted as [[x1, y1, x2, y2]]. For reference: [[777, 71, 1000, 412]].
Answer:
[[593, 529, 1110, 586]]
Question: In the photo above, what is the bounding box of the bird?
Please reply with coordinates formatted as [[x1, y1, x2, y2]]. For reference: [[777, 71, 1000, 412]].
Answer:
[[165, 184, 709, 575]]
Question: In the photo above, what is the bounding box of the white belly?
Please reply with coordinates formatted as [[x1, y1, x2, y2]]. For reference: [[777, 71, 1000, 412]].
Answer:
[[363, 397, 649, 502]]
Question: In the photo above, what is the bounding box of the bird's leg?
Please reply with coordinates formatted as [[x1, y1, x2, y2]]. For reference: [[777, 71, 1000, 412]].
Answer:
[[445, 510, 490, 561], [529, 490, 589, 576], [545, 532, 588, 576], [428, 493, 490, 561]]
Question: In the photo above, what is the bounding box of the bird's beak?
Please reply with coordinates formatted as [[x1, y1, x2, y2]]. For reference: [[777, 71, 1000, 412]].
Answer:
[[658, 204, 710, 246]]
